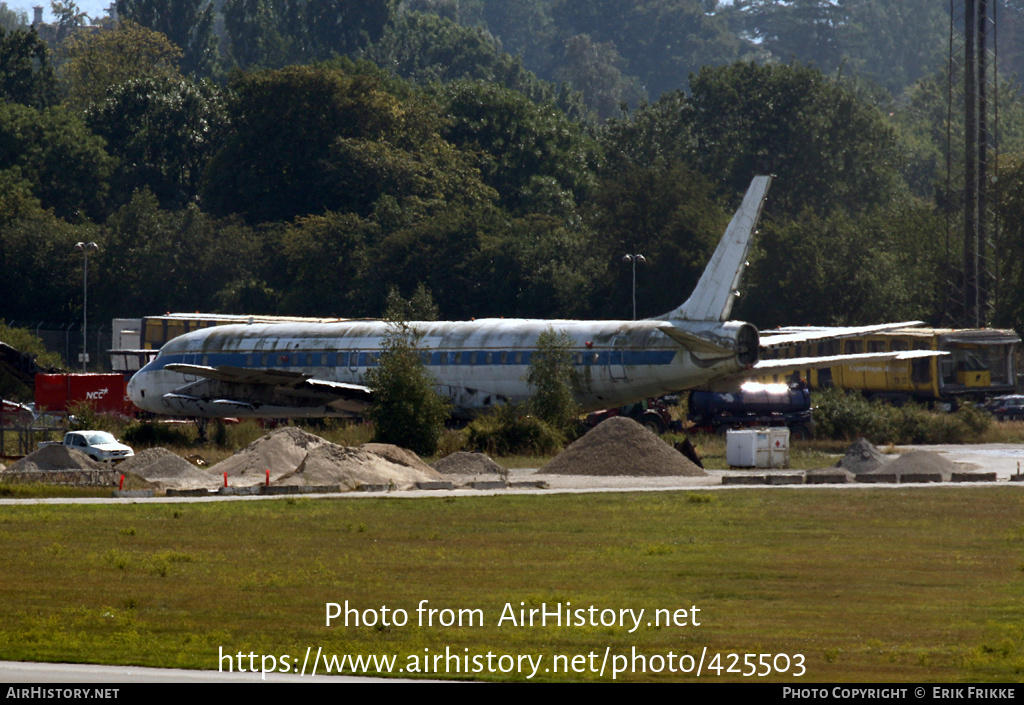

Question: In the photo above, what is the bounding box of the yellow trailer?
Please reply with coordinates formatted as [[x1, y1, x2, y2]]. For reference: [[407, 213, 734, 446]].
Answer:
[[758, 327, 1020, 405]]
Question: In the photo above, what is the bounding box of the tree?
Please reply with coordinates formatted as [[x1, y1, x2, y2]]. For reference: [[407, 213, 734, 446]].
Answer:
[[0, 101, 114, 221], [525, 327, 580, 434], [363, 11, 572, 111], [115, 0, 217, 77], [58, 19, 183, 112], [365, 321, 449, 456], [203, 63, 493, 223], [383, 282, 439, 322], [223, 0, 397, 68], [439, 79, 599, 219], [86, 75, 227, 208], [557, 34, 645, 121], [0, 26, 57, 108], [0, 2, 27, 32], [686, 61, 903, 217], [51, 0, 90, 43]]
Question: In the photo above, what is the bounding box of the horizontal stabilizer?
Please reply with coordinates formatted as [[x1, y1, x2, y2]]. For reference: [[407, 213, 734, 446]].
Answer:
[[753, 349, 946, 374], [759, 322, 925, 349]]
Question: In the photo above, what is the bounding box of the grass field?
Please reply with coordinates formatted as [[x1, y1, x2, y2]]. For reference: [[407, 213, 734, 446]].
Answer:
[[1, 487, 1023, 682]]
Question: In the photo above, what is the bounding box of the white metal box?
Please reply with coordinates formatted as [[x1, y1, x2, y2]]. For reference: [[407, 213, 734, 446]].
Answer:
[[726, 428, 790, 468]]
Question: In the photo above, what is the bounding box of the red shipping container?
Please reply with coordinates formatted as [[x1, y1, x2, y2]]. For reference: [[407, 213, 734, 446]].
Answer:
[[35, 374, 133, 415]]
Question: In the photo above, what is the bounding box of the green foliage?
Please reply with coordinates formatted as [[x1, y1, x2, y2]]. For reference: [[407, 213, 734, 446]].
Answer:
[[383, 282, 439, 322], [722, 0, 949, 95], [116, 0, 219, 77], [67, 401, 125, 433], [365, 322, 449, 456], [93, 191, 263, 321], [738, 201, 944, 327], [525, 327, 580, 434], [122, 421, 194, 447], [556, 33, 645, 121], [465, 404, 565, 456], [365, 12, 580, 114], [86, 75, 227, 209], [439, 79, 600, 219], [0, 212, 92, 324], [0, 26, 57, 108], [224, 0, 398, 70], [687, 61, 903, 218], [812, 388, 992, 445], [0, 321, 64, 401], [588, 163, 725, 318], [203, 63, 493, 224], [0, 2, 28, 32], [0, 101, 114, 221]]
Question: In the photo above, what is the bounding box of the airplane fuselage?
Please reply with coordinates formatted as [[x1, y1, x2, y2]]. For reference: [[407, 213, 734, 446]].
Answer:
[[127, 318, 753, 418]]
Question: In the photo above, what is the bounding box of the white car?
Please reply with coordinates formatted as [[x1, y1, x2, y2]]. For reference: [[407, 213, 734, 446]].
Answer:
[[62, 431, 135, 462]]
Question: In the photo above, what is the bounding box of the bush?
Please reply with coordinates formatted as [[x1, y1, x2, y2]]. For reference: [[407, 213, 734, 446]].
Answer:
[[365, 322, 449, 457], [122, 420, 195, 447], [466, 405, 565, 456], [812, 388, 991, 444], [525, 327, 580, 434]]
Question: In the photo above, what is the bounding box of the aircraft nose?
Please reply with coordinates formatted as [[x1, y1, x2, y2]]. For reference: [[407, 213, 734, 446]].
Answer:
[[127, 372, 145, 407]]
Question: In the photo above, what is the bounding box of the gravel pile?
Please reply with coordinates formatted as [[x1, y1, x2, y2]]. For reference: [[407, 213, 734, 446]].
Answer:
[[210, 427, 330, 483], [544, 417, 706, 477], [360, 443, 436, 474], [835, 438, 891, 474], [278, 444, 443, 490], [116, 448, 217, 489], [883, 450, 959, 481], [433, 451, 504, 475], [6, 444, 105, 472]]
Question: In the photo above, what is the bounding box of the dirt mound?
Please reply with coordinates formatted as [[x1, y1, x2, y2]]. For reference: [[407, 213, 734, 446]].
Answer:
[[359, 443, 435, 474], [836, 438, 891, 474], [884, 450, 958, 481], [117, 448, 217, 489], [7, 444, 105, 472], [433, 451, 504, 475], [210, 427, 330, 482], [544, 417, 706, 477], [278, 444, 443, 490]]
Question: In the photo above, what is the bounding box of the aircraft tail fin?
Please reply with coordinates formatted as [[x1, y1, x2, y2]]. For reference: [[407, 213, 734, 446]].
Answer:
[[668, 175, 771, 322]]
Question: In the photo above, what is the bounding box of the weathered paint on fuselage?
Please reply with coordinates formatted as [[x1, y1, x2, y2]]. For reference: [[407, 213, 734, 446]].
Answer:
[[127, 318, 747, 418]]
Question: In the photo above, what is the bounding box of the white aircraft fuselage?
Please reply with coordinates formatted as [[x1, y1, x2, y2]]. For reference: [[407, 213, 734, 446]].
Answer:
[[126, 317, 758, 419]]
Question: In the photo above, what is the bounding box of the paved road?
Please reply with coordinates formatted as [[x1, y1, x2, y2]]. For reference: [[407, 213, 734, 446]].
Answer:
[[0, 660, 423, 683]]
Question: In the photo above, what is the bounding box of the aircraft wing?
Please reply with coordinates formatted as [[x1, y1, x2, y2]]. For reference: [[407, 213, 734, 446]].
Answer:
[[753, 349, 946, 374], [758, 322, 925, 349], [162, 363, 374, 411]]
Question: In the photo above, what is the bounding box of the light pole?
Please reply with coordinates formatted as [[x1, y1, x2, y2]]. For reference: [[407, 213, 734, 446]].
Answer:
[[74, 241, 98, 372], [621, 253, 646, 320]]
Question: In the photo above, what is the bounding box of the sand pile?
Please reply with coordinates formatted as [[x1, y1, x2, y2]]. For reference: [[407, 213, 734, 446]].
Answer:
[[117, 448, 217, 489], [544, 417, 706, 477], [883, 450, 959, 481], [210, 427, 330, 482], [433, 451, 504, 475], [360, 443, 435, 474], [835, 438, 891, 474], [7, 444, 105, 472], [278, 444, 443, 490]]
